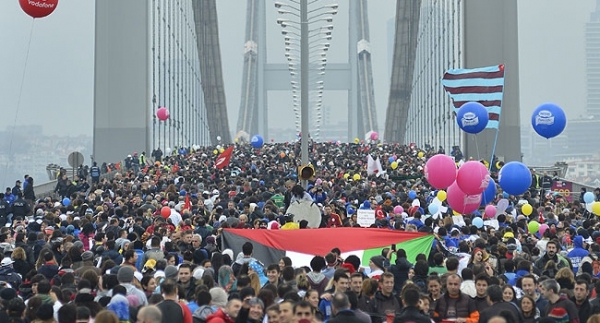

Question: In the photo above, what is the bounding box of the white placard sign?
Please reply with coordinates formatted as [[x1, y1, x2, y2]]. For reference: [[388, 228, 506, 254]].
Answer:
[[357, 209, 376, 227]]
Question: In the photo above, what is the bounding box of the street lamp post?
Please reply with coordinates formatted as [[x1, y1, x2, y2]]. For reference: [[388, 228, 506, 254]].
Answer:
[[300, 0, 309, 188]]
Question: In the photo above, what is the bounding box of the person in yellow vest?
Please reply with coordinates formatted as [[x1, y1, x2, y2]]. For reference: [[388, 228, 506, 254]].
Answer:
[[529, 168, 541, 198], [139, 152, 147, 166]]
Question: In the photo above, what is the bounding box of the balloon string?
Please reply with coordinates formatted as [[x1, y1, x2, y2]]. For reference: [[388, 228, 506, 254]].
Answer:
[[474, 134, 480, 160], [3, 19, 35, 186]]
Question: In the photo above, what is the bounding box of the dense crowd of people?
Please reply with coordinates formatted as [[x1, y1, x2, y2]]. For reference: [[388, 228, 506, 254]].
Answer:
[[0, 141, 599, 323]]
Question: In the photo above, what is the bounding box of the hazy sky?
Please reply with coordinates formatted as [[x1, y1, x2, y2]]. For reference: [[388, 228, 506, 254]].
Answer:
[[0, 0, 595, 138]]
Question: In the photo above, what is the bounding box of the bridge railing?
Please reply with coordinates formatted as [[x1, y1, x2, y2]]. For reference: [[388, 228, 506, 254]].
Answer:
[[33, 170, 122, 200]]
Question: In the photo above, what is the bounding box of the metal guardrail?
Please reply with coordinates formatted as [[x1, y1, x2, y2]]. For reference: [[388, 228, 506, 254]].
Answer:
[[33, 171, 121, 200]]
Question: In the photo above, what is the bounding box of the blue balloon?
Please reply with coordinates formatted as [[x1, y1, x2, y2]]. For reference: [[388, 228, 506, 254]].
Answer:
[[347, 208, 355, 215], [456, 102, 489, 134], [502, 191, 510, 199], [584, 192, 595, 204], [498, 161, 532, 196], [531, 103, 566, 139], [251, 135, 264, 148], [480, 178, 497, 206], [428, 204, 439, 214], [472, 217, 484, 229], [62, 198, 71, 206], [388, 156, 395, 163], [408, 190, 417, 199], [179, 190, 187, 196], [363, 200, 371, 209], [259, 180, 265, 186]]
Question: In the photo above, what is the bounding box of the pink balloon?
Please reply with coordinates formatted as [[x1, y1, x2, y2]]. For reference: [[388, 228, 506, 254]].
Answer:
[[456, 161, 490, 195], [392, 155, 397, 161], [447, 182, 482, 214], [424, 154, 457, 189], [484, 205, 496, 219], [539, 224, 549, 236], [315, 178, 322, 185], [156, 107, 170, 121], [393, 206, 403, 214], [370, 132, 379, 141]]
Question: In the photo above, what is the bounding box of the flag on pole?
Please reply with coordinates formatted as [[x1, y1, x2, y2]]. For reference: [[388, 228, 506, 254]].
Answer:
[[441, 64, 505, 129], [215, 146, 234, 169]]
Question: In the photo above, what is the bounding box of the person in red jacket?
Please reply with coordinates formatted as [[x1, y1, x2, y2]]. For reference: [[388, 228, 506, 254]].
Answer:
[[206, 298, 243, 323], [324, 205, 342, 228]]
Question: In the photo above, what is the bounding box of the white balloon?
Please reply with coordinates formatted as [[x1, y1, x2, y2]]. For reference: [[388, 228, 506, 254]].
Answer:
[[216, 136, 222, 141]]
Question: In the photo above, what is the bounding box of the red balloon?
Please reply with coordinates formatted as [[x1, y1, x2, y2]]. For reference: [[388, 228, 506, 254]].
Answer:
[[160, 206, 171, 219], [19, 0, 59, 18], [156, 107, 170, 121]]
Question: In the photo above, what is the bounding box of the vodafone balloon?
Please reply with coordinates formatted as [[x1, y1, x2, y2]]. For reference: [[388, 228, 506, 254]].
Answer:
[[20, 0, 59, 18]]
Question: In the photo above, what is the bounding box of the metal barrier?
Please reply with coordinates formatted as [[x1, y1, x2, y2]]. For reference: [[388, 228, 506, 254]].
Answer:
[[33, 171, 121, 200]]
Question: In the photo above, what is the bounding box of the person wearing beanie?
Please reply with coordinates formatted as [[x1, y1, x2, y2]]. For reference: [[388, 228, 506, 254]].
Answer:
[[75, 251, 102, 276], [209, 287, 228, 308], [368, 256, 386, 279], [117, 266, 148, 306]]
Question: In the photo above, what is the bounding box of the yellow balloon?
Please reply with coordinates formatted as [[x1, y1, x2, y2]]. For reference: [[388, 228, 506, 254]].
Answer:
[[234, 137, 239, 143], [343, 173, 350, 179], [437, 190, 447, 202], [418, 151, 424, 158], [213, 149, 218, 155], [522, 203, 533, 216], [452, 210, 461, 216], [354, 138, 360, 144], [390, 161, 398, 170], [593, 201, 600, 216], [353, 174, 361, 181]]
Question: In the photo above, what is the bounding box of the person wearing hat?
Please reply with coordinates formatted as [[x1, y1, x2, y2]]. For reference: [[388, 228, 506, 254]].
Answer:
[[368, 256, 386, 279], [117, 266, 148, 306], [75, 251, 101, 276], [0, 257, 22, 288]]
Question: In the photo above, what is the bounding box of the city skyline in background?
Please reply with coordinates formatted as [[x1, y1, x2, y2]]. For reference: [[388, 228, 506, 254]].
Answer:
[[0, 0, 598, 187]]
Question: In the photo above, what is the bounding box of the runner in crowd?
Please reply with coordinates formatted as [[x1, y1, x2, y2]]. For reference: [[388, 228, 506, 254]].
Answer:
[[0, 141, 599, 323]]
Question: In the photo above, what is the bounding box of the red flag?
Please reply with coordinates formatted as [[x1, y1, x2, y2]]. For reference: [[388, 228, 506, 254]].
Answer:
[[215, 146, 234, 169], [183, 194, 191, 212]]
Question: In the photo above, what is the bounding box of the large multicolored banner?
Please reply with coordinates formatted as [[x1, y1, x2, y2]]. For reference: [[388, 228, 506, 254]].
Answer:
[[222, 228, 434, 268]]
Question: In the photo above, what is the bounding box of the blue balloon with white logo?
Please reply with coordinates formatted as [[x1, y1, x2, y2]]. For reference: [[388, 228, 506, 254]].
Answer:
[[456, 102, 489, 134], [251, 135, 264, 148], [531, 103, 566, 139], [480, 178, 497, 206], [498, 161, 532, 196]]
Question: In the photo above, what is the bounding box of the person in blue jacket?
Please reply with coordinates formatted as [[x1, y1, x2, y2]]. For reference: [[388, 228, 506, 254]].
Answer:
[[568, 235, 589, 273]]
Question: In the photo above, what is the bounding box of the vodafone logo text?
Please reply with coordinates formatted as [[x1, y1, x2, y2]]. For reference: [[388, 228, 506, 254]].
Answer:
[[28, 0, 55, 8]]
